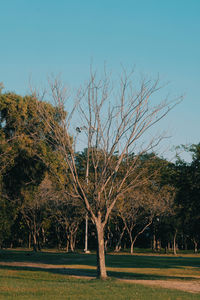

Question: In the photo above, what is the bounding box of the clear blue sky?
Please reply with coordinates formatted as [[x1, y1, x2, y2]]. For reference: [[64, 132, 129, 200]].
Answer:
[[1, 0, 200, 161]]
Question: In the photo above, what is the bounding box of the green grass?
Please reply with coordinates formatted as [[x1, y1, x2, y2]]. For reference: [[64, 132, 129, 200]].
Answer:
[[0, 269, 200, 300], [0, 249, 200, 299]]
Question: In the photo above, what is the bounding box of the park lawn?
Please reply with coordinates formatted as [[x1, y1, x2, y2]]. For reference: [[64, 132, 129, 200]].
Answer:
[[0, 249, 200, 299], [0, 268, 200, 300], [1, 249, 200, 280]]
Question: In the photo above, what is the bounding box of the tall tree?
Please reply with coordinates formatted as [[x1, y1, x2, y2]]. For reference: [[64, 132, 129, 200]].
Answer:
[[37, 71, 181, 278]]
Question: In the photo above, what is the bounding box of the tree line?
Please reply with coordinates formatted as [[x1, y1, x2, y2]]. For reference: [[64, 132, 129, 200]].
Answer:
[[0, 73, 199, 279]]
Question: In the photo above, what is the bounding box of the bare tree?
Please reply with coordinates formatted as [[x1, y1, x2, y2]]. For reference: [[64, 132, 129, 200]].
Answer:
[[47, 188, 84, 253], [37, 69, 181, 278], [117, 181, 175, 254], [21, 175, 51, 251]]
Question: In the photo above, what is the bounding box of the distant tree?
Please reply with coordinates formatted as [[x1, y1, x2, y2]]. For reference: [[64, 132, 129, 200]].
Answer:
[[0, 83, 4, 94], [116, 158, 174, 254], [0, 192, 13, 248], [43, 174, 84, 252], [0, 92, 65, 249], [174, 144, 200, 253], [20, 175, 52, 251]]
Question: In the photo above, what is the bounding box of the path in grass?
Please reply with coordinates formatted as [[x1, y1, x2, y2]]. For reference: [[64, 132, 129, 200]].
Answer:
[[121, 279, 200, 294], [0, 261, 200, 294]]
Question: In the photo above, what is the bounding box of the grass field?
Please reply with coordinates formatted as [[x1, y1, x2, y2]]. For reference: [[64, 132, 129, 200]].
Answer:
[[0, 249, 200, 299]]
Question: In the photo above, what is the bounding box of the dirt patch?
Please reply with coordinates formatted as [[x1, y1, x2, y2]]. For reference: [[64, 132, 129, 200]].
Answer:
[[120, 279, 200, 294], [0, 261, 200, 294]]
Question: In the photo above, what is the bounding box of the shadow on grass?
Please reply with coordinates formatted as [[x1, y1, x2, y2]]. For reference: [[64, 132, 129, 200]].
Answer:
[[108, 270, 199, 281], [0, 250, 200, 271], [0, 250, 97, 267], [106, 254, 200, 270], [0, 265, 198, 282], [0, 265, 97, 279]]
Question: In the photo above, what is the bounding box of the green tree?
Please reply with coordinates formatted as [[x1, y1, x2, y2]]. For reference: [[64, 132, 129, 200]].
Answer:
[[174, 144, 200, 252], [0, 92, 65, 249]]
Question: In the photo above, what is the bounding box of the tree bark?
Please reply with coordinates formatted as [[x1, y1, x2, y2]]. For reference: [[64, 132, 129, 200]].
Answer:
[[152, 233, 156, 252], [192, 239, 198, 253], [70, 227, 78, 252], [32, 231, 38, 252], [130, 241, 134, 254], [114, 225, 126, 252], [173, 229, 177, 255], [95, 216, 107, 279], [37, 232, 41, 251], [41, 227, 46, 246], [28, 232, 31, 249], [66, 240, 69, 252]]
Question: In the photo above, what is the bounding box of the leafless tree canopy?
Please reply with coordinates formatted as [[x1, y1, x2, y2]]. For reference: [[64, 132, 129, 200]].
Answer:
[[37, 69, 181, 278]]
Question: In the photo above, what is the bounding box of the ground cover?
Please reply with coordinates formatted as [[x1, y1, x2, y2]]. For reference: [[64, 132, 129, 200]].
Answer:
[[0, 249, 200, 299]]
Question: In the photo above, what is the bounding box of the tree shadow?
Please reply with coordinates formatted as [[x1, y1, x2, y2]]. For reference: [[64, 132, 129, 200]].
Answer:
[[0, 265, 97, 279], [1, 250, 200, 278], [0, 250, 97, 266], [0, 264, 199, 282], [106, 254, 200, 270], [1, 250, 200, 269]]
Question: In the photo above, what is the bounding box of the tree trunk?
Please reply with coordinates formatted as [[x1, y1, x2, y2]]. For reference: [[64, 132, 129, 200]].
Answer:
[[84, 213, 89, 253], [70, 238, 74, 252], [130, 241, 134, 254], [114, 225, 126, 252], [95, 218, 107, 279], [70, 230, 76, 252], [66, 239, 69, 252], [32, 231, 38, 252], [168, 242, 171, 251], [37, 232, 41, 251], [152, 233, 156, 252], [157, 239, 161, 251], [104, 226, 112, 252], [173, 230, 177, 255], [65, 224, 70, 252], [55, 225, 61, 250], [130, 221, 152, 254], [41, 227, 46, 246], [130, 236, 138, 254], [128, 231, 134, 254], [115, 244, 121, 252], [70, 226, 78, 252], [28, 232, 31, 249], [184, 239, 188, 250], [104, 239, 108, 253], [192, 239, 198, 253]]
